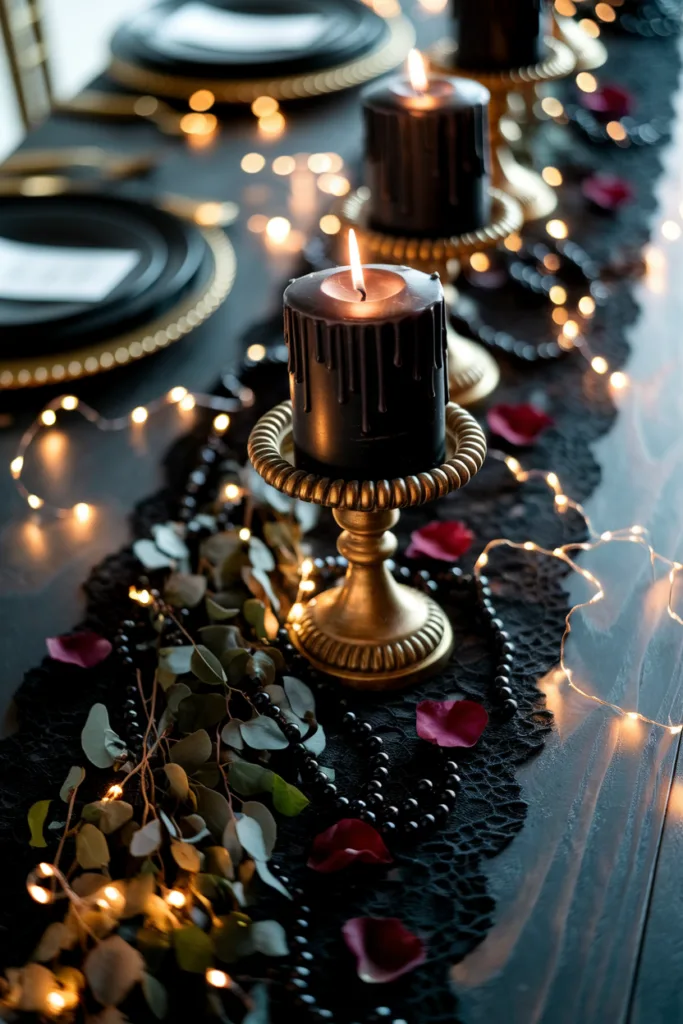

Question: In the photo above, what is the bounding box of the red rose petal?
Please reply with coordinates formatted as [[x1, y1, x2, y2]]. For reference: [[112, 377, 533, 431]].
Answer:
[[342, 917, 426, 984], [580, 83, 633, 121], [308, 819, 393, 874], [582, 173, 634, 211], [416, 699, 488, 748], [487, 403, 554, 447], [46, 631, 112, 669], [405, 520, 474, 562]]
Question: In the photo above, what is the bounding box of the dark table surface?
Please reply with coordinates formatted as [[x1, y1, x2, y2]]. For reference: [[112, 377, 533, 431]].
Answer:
[[2, 3, 683, 1022]]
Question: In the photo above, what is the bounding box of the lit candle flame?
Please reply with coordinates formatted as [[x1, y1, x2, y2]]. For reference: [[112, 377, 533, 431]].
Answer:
[[348, 229, 366, 302], [408, 49, 428, 94]]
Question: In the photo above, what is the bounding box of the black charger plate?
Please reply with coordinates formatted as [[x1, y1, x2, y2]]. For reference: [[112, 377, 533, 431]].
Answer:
[[109, 0, 414, 103]]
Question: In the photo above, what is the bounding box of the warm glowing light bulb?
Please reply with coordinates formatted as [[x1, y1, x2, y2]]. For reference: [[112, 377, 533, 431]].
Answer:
[[206, 968, 231, 989], [578, 296, 596, 317], [408, 48, 428, 93], [61, 395, 78, 411], [541, 97, 564, 118], [555, 495, 569, 508], [301, 558, 314, 576], [73, 503, 90, 523], [179, 395, 196, 412], [542, 167, 563, 187], [308, 153, 333, 173], [317, 173, 350, 196], [563, 320, 579, 340], [166, 889, 186, 909], [610, 371, 628, 390], [239, 527, 251, 542], [320, 214, 341, 235], [259, 111, 285, 136], [576, 72, 597, 93], [47, 991, 66, 1013], [595, 2, 616, 21], [546, 219, 568, 240], [606, 121, 627, 142], [290, 602, 304, 621], [27, 494, 43, 509], [251, 96, 278, 118], [579, 17, 601, 37], [348, 229, 366, 299], [41, 409, 56, 426], [300, 580, 315, 593], [266, 217, 291, 244], [189, 89, 215, 112], [671, 726, 683, 735], [247, 344, 266, 362], [627, 711, 639, 720], [224, 483, 241, 502], [241, 152, 266, 174], [546, 472, 559, 489], [169, 386, 187, 403], [104, 784, 124, 801], [661, 220, 682, 241], [470, 253, 490, 272], [37, 862, 54, 878], [506, 457, 521, 475], [591, 356, 608, 374], [476, 553, 489, 569], [131, 406, 148, 424], [213, 414, 230, 433], [103, 885, 123, 904], [272, 155, 296, 176], [549, 285, 567, 305], [129, 586, 152, 606], [29, 884, 51, 904], [10, 456, 23, 478], [504, 233, 522, 252]]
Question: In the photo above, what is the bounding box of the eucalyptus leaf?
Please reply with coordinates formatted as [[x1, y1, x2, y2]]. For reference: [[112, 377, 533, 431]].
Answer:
[[159, 810, 178, 838], [235, 815, 268, 862], [249, 566, 281, 615], [176, 693, 226, 733], [122, 874, 155, 918], [247, 651, 276, 687], [204, 847, 234, 880], [303, 722, 326, 756], [195, 786, 233, 838], [159, 647, 193, 677], [228, 762, 274, 797], [104, 728, 128, 759], [251, 920, 289, 957], [164, 573, 207, 609], [98, 801, 134, 835], [133, 538, 174, 571], [33, 922, 73, 962], [261, 646, 286, 672], [191, 645, 226, 686], [221, 648, 250, 684], [129, 819, 162, 859], [163, 763, 189, 801], [220, 719, 244, 751], [173, 925, 214, 973], [200, 530, 242, 567], [243, 981, 270, 1024], [283, 677, 316, 719], [319, 766, 336, 782], [81, 704, 122, 770], [170, 842, 201, 873], [76, 824, 110, 870], [212, 912, 253, 963], [271, 775, 309, 817], [27, 800, 51, 848], [193, 764, 221, 789], [206, 597, 240, 622], [165, 683, 193, 714], [248, 536, 275, 573], [59, 766, 85, 803], [265, 683, 287, 705], [142, 972, 168, 1020], [254, 859, 291, 899], [170, 730, 212, 772], [243, 599, 267, 640], [84, 935, 145, 1006], [240, 716, 288, 751], [222, 818, 243, 865], [242, 802, 277, 858], [151, 523, 189, 562], [198, 625, 244, 659]]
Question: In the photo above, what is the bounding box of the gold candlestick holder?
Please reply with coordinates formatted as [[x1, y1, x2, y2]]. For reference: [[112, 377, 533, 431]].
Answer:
[[248, 400, 486, 691], [429, 36, 576, 221], [337, 186, 522, 406]]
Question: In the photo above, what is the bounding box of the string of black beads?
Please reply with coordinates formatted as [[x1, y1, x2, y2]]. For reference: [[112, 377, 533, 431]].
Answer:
[[564, 102, 668, 147], [475, 574, 517, 720]]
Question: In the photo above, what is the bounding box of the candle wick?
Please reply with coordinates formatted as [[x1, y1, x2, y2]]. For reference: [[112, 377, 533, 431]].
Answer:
[[357, 285, 367, 302]]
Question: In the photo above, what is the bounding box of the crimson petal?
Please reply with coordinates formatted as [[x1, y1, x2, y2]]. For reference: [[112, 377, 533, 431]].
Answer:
[[579, 83, 633, 121], [582, 173, 634, 211], [308, 819, 393, 873], [487, 403, 554, 446], [405, 520, 474, 562], [416, 699, 488, 748], [342, 917, 426, 983], [46, 631, 112, 669]]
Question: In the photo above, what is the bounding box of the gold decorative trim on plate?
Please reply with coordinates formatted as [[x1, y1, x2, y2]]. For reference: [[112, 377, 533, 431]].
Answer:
[[338, 186, 522, 268], [248, 400, 487, 511], [0, 227, 236, 390], [109, 15, 415, 104]]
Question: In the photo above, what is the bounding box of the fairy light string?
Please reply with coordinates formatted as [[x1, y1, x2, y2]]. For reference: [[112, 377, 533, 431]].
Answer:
[[477, 451, 683, 734]]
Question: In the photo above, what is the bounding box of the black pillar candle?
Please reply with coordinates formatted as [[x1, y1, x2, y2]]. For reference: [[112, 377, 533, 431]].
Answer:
[[456, 0, 548, 72], [363, 52, 490, 238], [284, 257, 449, 480]]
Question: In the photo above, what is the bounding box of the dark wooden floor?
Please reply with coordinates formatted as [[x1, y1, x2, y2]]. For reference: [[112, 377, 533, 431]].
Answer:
[[1, 4, 683, 1022]]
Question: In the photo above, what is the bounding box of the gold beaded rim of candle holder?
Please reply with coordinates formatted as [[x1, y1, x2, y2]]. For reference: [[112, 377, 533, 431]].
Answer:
[[337, 185, 522, 405], [429, 36, 576, 222], [248, 400, 487, 691], [109, 15, 414, 104], [0, 227, 236, 390], [552, 12, 607, 72]]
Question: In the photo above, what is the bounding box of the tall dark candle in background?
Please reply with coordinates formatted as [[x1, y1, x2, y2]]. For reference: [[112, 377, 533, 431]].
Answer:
[[284, 233, 448, 480], [363, 50, 490, 238], [456, 0, 548, 71]]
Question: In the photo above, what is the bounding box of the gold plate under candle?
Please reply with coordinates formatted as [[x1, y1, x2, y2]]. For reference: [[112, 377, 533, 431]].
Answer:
[[337, 186, 520, 404], [248, 401, 487, 690]]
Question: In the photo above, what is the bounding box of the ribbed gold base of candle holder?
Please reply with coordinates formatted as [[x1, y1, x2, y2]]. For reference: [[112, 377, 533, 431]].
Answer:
[[248, 401, 487, 690], [337, 186, 522, 405], [429, 36, 576, 222]]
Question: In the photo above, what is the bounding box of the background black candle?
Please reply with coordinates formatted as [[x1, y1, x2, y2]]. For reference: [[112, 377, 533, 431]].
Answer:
[[456, 0, 548, 72], [284, 263, 448, 480], [363, 57, 491, 238]]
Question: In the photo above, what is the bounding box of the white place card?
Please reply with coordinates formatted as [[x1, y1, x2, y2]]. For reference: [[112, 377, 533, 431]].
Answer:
[[156, 2, 326, 53], [0, 237, 140, 303]]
